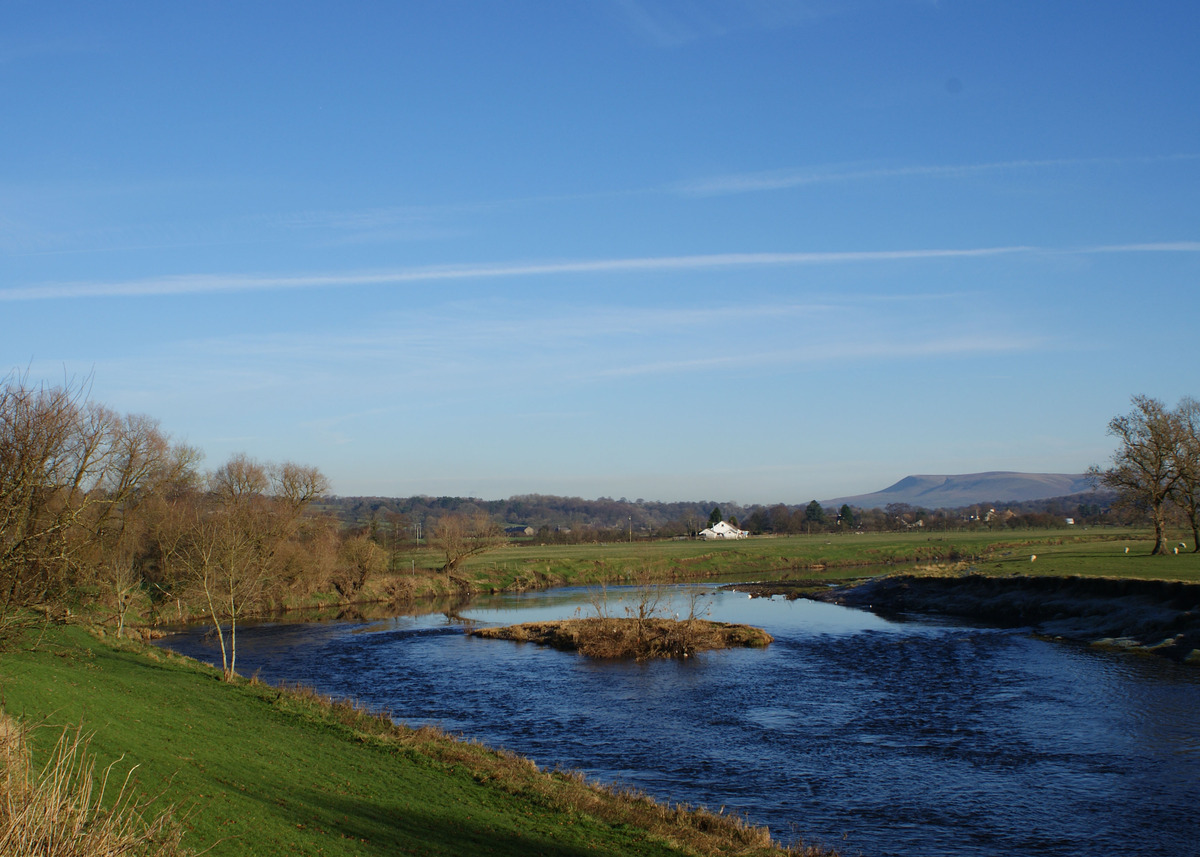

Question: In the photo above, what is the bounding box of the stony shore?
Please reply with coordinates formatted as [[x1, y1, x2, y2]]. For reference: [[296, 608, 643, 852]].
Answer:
[[736, 574, 1200, 663]]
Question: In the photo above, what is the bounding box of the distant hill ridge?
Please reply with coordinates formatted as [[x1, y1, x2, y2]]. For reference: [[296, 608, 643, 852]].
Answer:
[[826, 471, 1094, 510]]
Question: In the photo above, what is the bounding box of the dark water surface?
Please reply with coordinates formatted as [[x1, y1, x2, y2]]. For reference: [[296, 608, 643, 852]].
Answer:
[[158, 584, 1200, 857]]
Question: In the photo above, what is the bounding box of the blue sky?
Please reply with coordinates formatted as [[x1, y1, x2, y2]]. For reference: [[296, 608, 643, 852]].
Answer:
[[3, 1, 1197, 504]]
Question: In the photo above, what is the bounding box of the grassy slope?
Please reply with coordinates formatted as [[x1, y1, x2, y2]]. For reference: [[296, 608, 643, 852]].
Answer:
[[0, 624, 794, 857]]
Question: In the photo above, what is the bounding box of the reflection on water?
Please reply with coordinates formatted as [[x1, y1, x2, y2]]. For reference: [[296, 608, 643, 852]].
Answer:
[[158, 584, 1200, 857]]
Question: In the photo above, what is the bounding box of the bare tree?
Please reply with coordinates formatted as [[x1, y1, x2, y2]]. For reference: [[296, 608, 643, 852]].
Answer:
[[331, 534, 387, 601], [1089, 395, 1183, 555], [271, 461, 329, 516], [211, 453, 269, 507], [0, 373, 339, 653], [104, 546, 143, 639], [625, 572, 665, 644], [177, 509, 258, 680], [0, 371, 206, 628], [142, 491, 201, 624], [1, 375, 101, 612], [430, 512, 505, 572], [1174, 396, 1200, 552], [87, 414, 202, 633]]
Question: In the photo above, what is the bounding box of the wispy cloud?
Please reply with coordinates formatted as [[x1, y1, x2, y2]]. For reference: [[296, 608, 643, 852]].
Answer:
[[612, 0, 867, 48], [0, 246, 1034, 301], [1077, 241, 1200, 253], [674, 154, 1200, 196], [5, 241, 1197, 302], [592, 333, 1043, 379], [93, 289, 1039, 413]]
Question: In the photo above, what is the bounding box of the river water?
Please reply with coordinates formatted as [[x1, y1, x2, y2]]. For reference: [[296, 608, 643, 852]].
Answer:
[[157, 583, 1200, 857]]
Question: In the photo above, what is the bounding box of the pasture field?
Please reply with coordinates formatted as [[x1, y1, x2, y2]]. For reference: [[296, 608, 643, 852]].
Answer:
[[420, 527, 1200, 593]]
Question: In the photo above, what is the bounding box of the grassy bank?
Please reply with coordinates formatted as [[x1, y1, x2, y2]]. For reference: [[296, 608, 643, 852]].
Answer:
[[0, 622, 829, 857]]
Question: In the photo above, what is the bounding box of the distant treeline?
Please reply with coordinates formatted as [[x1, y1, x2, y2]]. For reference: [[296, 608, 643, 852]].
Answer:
[[317, 494, 740, 541], [322, 490, 1118, 542]]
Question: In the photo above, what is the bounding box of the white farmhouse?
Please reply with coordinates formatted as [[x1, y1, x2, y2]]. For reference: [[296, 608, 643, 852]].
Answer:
[[698, 520, 749, 540]]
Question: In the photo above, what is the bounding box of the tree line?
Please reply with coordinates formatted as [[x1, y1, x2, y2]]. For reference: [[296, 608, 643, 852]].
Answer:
[[323, 493, 756, 538], [327, 492, 1114, 542]]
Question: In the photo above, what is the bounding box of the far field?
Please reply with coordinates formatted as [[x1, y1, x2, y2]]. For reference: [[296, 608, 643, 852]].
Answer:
[[370, 527, 1200, 604]]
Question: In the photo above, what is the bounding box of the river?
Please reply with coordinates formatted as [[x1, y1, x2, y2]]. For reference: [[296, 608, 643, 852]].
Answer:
[[157, 583, 1200, 857]]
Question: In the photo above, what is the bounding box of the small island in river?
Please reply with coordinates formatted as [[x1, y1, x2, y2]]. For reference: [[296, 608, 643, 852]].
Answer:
[[470, 617, 773, 660]]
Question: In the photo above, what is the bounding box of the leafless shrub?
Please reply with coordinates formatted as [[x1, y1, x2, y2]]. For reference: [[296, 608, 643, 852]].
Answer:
[[587, 582, 612, 619]]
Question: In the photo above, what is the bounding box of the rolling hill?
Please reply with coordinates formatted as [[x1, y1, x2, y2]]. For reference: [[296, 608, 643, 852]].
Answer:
[[826, 471, 1096, 510]]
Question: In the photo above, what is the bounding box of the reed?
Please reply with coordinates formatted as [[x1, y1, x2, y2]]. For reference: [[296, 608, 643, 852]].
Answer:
[[0, 712, 188, 857]]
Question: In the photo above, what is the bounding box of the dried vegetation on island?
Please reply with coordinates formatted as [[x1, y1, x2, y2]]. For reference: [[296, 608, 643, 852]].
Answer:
[[472, 616, 773, 660], [471, 582, 772, 660]]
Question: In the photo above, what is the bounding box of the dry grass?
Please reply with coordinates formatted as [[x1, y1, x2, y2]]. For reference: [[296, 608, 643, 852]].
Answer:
[[0, 711, 190, 857], [471, 616, 773, 660]]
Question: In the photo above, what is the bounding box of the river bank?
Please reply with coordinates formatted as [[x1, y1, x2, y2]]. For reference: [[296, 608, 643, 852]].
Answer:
[[734, 574, 1200, 663], [0, 620, 830, 857]]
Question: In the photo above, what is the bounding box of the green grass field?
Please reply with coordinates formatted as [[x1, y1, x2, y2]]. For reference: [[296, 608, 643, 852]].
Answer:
[[431, 527, 1200, 592]]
